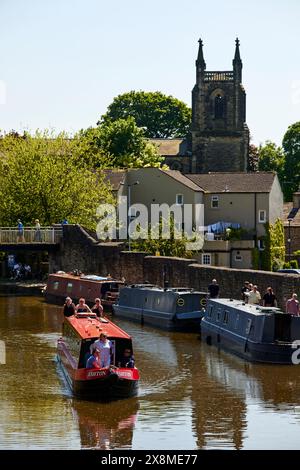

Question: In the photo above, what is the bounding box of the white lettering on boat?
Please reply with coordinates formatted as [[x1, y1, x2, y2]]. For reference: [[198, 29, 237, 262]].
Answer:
[[116, 370, 132, 378], [87, 370, 107, 378]]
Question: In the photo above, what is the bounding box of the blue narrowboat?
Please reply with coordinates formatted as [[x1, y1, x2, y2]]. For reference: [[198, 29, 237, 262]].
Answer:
[[113, 284, 207, 331], [201, 298, 300, 364]]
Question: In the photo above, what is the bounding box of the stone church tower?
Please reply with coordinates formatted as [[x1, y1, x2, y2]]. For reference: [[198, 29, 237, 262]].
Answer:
[[190, 39, 249, 173]]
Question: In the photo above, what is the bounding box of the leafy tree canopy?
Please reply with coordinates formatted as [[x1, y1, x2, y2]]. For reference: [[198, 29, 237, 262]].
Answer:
[[79, 117, 164, 168], [282, 121, 300, 201], [99, 91, 192, 138], [0, 130, 113, 228], [130, 216, 196, 258], [258, 140, 285, 176]]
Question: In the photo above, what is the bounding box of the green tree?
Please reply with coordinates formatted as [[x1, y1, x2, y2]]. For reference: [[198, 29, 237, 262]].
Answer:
[[0, 130, 113, 228], [282, 122, 300, 200], [79, 117, 164, 168], [258, 140, 285, 179], [99, 91, 192, 138], [261, 219, 285, 271], [131, 216, 195, 258]]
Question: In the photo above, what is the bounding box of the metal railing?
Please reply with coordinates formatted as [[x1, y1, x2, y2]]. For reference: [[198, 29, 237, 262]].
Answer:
[[0, 227, 63, 244]]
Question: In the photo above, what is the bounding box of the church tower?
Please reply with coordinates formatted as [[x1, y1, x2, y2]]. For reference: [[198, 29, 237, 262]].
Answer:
[[190, 39, 249, 173]]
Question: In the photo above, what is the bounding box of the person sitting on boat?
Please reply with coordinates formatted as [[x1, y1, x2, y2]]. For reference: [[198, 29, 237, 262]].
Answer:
[[91, 298, 104, 318], [248, 285, 261, 305], [75, 298, 92, 314], [90, 332, 112, 368], [86, 348, 101, 369], [63, 297, 76, 317], [119, 348, 135, 368], [286, 293, 300, 316]]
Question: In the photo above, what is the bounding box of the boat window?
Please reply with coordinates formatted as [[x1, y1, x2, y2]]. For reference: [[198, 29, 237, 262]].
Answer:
[[207, 305, 213, 318], [66, 282, 73, 293], [234, 313, 240, 329], [157, 298, 160, 305], [216, 308, 222, 322], [223, 310, 229, 324], [245, 318, 252, 335], [53, 281, 59, 290]]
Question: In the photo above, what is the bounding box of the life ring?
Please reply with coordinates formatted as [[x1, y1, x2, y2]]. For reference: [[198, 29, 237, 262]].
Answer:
[[177, 298, 184, 307], [200, 297, 207, 307]]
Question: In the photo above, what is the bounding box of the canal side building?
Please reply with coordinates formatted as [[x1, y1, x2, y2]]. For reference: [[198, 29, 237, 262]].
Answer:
[[105, 168, 283, 269]]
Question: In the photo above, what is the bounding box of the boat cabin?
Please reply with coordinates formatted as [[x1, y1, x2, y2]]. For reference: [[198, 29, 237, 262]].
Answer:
[[113, 284, 207, 330], [204, 299, 300, 343], [45, 272, 124, 307], [62, 313, 133, 369]]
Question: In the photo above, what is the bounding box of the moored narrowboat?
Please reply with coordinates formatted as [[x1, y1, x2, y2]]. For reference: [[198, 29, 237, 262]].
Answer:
[[45, 272, 124, 308], [201, 298, 300, 364], [57, 312, 139, 400], [113, 284, 207, 331]]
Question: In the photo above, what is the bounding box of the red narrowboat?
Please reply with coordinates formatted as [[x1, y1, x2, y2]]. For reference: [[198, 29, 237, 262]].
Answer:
[[57, 312, 139, 400], [45, 272, 124, 308]]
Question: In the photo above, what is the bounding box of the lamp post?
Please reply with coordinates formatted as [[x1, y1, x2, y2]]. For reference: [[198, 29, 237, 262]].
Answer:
[[122, 181, 139, 251], [287, 217, 292, 262]]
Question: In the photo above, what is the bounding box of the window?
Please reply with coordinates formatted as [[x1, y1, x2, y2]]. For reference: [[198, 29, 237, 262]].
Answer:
[[176, 194, 183, 205], [211, 195, 219, 208], [235, 251, 242, 262], [258, 210, 266, 223], [214, 94, 225, 119], [234, 313, 240, 330], [202, 253, 211, 265], [245, 318, 252, 335], [207, 305, 213, 318], [223, 310, 229, 324], [53, 281, 59, 291], [66, 282, 73, 293], [258, 239, 265, 251], [216, 308, 222, 322]]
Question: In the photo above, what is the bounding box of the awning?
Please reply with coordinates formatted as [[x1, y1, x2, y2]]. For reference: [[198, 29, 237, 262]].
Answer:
[[207, 221, 241, 234]]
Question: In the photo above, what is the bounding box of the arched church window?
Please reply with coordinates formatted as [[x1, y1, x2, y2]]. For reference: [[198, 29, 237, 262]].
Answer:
[[215, 94, 225, 119]]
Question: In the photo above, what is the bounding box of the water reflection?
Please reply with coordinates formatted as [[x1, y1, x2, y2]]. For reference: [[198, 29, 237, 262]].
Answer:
[[204, 345, 300, 410], [71, 398, 139, 449], [1, 296, 300, 449]]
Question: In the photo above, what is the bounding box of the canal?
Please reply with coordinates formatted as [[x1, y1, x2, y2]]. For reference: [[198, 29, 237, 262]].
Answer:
[[0, 295, 300, 449]]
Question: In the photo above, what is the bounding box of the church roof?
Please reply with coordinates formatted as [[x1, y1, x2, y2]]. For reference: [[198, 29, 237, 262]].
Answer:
[[150, 139, 183, 156], [186, 172, 277, 193]]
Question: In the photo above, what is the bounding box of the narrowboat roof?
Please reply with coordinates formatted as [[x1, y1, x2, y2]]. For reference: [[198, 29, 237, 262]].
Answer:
[[209, 298, 283, 315], [66, 314, 131, 340], [126, 284, 206, 295], [49, 273, 124, 284]]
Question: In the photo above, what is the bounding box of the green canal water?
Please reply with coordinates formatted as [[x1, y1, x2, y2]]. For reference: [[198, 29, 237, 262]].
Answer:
[[0, 295, 300, 449]]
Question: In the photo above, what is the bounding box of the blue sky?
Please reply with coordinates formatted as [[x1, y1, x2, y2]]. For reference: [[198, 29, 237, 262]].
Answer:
[[0, 0, 299, 145]]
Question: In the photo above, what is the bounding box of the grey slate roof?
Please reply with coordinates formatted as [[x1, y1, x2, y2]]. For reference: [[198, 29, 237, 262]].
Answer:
[[186, 172, 276, 193], [161, 170, 203, 191]]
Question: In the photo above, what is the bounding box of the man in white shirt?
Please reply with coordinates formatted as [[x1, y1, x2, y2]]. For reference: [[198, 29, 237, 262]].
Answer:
[[90, 332, 112, 368], [248, 285, 261, 305]]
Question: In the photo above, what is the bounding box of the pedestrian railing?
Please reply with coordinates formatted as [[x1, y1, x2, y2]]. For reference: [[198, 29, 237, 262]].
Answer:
[[0, 227, 63, 244]]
